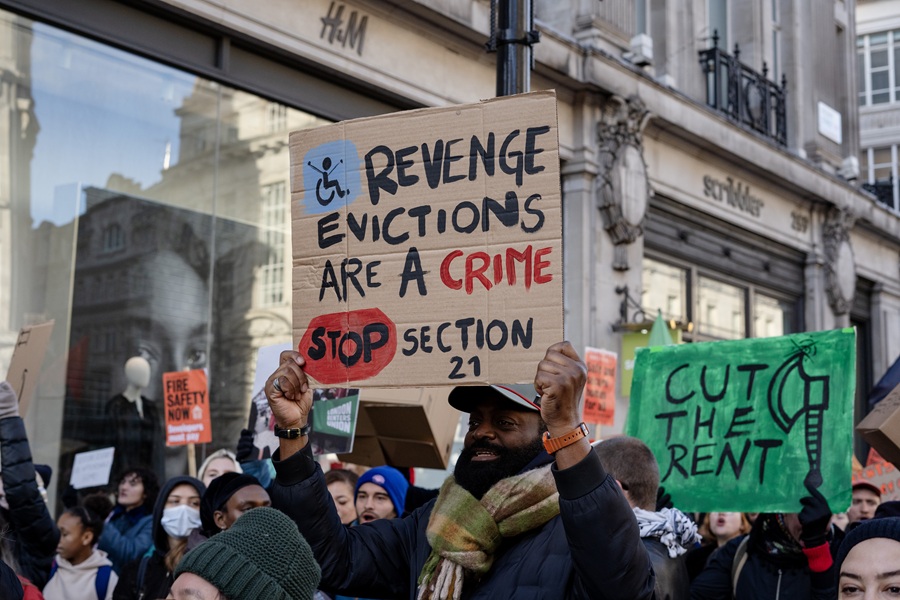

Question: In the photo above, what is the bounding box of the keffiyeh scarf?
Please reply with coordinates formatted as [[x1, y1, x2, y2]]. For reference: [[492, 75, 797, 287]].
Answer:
[[632, 506, 701, 558]]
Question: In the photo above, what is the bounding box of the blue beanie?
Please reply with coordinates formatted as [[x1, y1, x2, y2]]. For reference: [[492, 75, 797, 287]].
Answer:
[[836, 516, 900, 578], [355, 466, 409, 517]]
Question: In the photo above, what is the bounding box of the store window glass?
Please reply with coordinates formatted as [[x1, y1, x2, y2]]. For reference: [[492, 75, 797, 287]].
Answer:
[[698, 276, 746, 339], [753, 293, 795, 338], [0, 10, 331, 498], [641, 258, 688, 323]]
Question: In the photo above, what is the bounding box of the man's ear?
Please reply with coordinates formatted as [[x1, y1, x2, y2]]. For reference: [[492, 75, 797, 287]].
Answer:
[[614, 479, 636, 508], [213, 510, 227, 531]]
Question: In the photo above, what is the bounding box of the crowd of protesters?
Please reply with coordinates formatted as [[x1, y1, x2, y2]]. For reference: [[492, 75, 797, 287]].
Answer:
[[2, 343, 900, 599]]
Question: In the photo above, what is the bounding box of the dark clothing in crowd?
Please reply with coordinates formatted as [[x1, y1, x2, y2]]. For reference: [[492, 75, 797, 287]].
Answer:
[[98, 504, 153, 574], [0, 558, 23, 600], [690, 514, 838, 600], [644, 539, 690, 600], [271, 447, 655, 600], [684, 544, 717, 581], [0, 413, 59, 589], [105, 394, 164, 477]]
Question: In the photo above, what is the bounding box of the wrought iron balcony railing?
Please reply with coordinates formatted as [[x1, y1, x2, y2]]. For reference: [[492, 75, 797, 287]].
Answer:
[[699, 31, 787, 146], [862, 178, 895, 209]]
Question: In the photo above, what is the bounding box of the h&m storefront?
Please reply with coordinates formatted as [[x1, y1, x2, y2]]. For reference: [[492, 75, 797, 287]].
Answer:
[[0, 2, 407, 504]]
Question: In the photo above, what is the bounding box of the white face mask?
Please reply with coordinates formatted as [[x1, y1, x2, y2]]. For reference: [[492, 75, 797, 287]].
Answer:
[[160, 504, 201, 539]]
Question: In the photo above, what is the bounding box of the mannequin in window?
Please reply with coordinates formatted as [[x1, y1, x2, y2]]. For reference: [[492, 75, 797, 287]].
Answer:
[[105, 357, 164, 478]]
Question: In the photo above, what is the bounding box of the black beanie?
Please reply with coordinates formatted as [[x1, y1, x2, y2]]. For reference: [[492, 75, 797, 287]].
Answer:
[[200, 472, 263, 536], [176, 507, 321, 600], [835, 516, 900, 574]]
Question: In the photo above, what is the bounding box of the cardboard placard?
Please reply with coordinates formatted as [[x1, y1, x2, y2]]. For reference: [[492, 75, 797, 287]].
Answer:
[[625, 328, 856, 512], [163, 369, 212, 446], [337, 387, 458, 469], [857, 383, 900, 467], [69, 447, 115, 489], [582, 347, 616, 426], [290, 91, 562, 387], [6, 320, 54, 416]]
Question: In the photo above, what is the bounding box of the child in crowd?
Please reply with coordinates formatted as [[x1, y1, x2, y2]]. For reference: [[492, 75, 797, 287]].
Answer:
[[44, 505, 118, 600]]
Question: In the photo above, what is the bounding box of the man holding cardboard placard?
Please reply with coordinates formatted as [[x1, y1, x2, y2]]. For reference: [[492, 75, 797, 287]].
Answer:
[[265, 342, 655, 600]]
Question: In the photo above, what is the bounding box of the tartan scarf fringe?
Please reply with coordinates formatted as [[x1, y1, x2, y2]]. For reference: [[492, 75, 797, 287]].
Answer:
[[416, 464, 559, 600]]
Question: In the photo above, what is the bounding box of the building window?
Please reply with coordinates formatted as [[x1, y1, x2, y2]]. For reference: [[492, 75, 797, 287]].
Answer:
[[768, 0, 781, 81], [857, 30, 900, 106], [641, 258, 688, 323], [708, 0, 729, 49], [698, 276, 745, 340], [101, 224, 125, 253], [267, 102, 288, 133], [860, 145, 899, 210], [635, 0, 649, 36], [754, 293, 794, 338], [641, 256, 800, 341], [259, 181, 286, 307]]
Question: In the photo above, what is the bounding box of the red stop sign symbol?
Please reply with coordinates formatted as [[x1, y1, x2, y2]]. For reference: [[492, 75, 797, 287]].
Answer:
[[299, 308, 397, 384]]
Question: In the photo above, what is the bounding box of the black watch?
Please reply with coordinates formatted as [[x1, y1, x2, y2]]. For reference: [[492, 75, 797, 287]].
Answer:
[[274, 423, 311, 439]]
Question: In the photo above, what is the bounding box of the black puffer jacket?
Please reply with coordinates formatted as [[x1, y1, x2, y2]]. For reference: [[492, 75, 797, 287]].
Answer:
[[690, 533, 836, 600], [271, 448, 656, 600], [0, 414, 59, 589], [644, 539, 690, 600]]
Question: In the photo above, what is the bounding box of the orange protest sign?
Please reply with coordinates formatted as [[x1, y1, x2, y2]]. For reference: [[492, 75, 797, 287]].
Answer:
[[582, 347, 616, 426], [163, 369, 212, 446], [854, 460, 900, 501]]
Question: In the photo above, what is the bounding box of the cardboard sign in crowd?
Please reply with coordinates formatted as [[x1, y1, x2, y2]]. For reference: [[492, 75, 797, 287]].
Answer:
[[626, 328, 855, 513], [163, 369, 212, 446], [290, 91, 563, 387]]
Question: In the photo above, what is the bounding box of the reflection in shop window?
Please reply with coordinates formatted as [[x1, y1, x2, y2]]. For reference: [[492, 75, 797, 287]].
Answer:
[[698, 276, 746, 339], [641, 258, 688, 322], [0, 10, 336, 486], [268, 103, 288, 133], [260, 182, 286, 307], [754, 293, 794, 338], [101, 223, 125, 253]]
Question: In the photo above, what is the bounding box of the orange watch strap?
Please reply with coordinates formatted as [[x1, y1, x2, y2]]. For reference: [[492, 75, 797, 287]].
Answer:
[[542, 423, 589, 454]]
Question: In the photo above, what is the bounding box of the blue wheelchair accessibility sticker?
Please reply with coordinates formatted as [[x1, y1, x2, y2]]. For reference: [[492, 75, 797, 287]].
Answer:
[[302, 140, 361, 215]]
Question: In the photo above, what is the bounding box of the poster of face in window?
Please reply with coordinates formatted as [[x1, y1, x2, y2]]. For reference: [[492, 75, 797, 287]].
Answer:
[[63, 189, 263, 481]]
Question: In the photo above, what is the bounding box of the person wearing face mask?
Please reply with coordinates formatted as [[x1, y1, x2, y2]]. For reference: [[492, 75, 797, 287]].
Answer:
[[113, 476, 205, 600]]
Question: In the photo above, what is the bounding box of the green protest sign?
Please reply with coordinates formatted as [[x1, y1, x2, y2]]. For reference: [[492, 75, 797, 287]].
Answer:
[[625, 328, 855, 513]]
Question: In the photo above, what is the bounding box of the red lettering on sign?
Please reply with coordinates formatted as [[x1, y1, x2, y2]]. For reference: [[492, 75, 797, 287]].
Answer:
[[299, 308, 397, 384], [438, 245, 554, 293]]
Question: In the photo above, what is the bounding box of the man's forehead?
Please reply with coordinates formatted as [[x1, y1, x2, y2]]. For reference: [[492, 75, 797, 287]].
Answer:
[[358, 481, 388, 494]]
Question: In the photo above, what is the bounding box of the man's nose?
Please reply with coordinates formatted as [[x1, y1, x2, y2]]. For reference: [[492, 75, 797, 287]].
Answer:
[[472, 422, 496, 440]]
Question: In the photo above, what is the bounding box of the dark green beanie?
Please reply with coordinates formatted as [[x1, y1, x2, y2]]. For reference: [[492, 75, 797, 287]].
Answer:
[[175, 507, 321, 600]]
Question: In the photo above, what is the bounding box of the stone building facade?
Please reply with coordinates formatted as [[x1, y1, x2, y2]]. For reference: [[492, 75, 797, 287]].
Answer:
[[0, 0, 896, 500]]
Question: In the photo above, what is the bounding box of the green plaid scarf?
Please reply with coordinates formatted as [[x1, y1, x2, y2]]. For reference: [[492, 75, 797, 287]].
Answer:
[[416, 464, 560, 600]]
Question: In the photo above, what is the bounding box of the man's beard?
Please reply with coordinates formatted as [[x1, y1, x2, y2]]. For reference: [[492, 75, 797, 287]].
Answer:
[[453, 437, 545, 500]]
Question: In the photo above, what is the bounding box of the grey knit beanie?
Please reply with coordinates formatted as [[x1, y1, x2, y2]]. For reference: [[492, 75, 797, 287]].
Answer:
[[836, 516, 900, 574], [175, 507, 321, 600]]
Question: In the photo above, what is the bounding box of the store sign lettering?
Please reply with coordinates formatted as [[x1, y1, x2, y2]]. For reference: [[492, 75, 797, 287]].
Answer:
[[320, 2, 368, 56], [702, 175, 764, 218]]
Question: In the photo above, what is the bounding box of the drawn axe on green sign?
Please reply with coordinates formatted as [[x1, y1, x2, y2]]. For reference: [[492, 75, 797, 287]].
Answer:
[[767, 346, 830, 489]]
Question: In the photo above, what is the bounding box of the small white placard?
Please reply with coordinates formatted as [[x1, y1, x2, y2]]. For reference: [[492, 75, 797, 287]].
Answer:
[[69, 447, 115, 490], [818, 101, 843, 144]]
